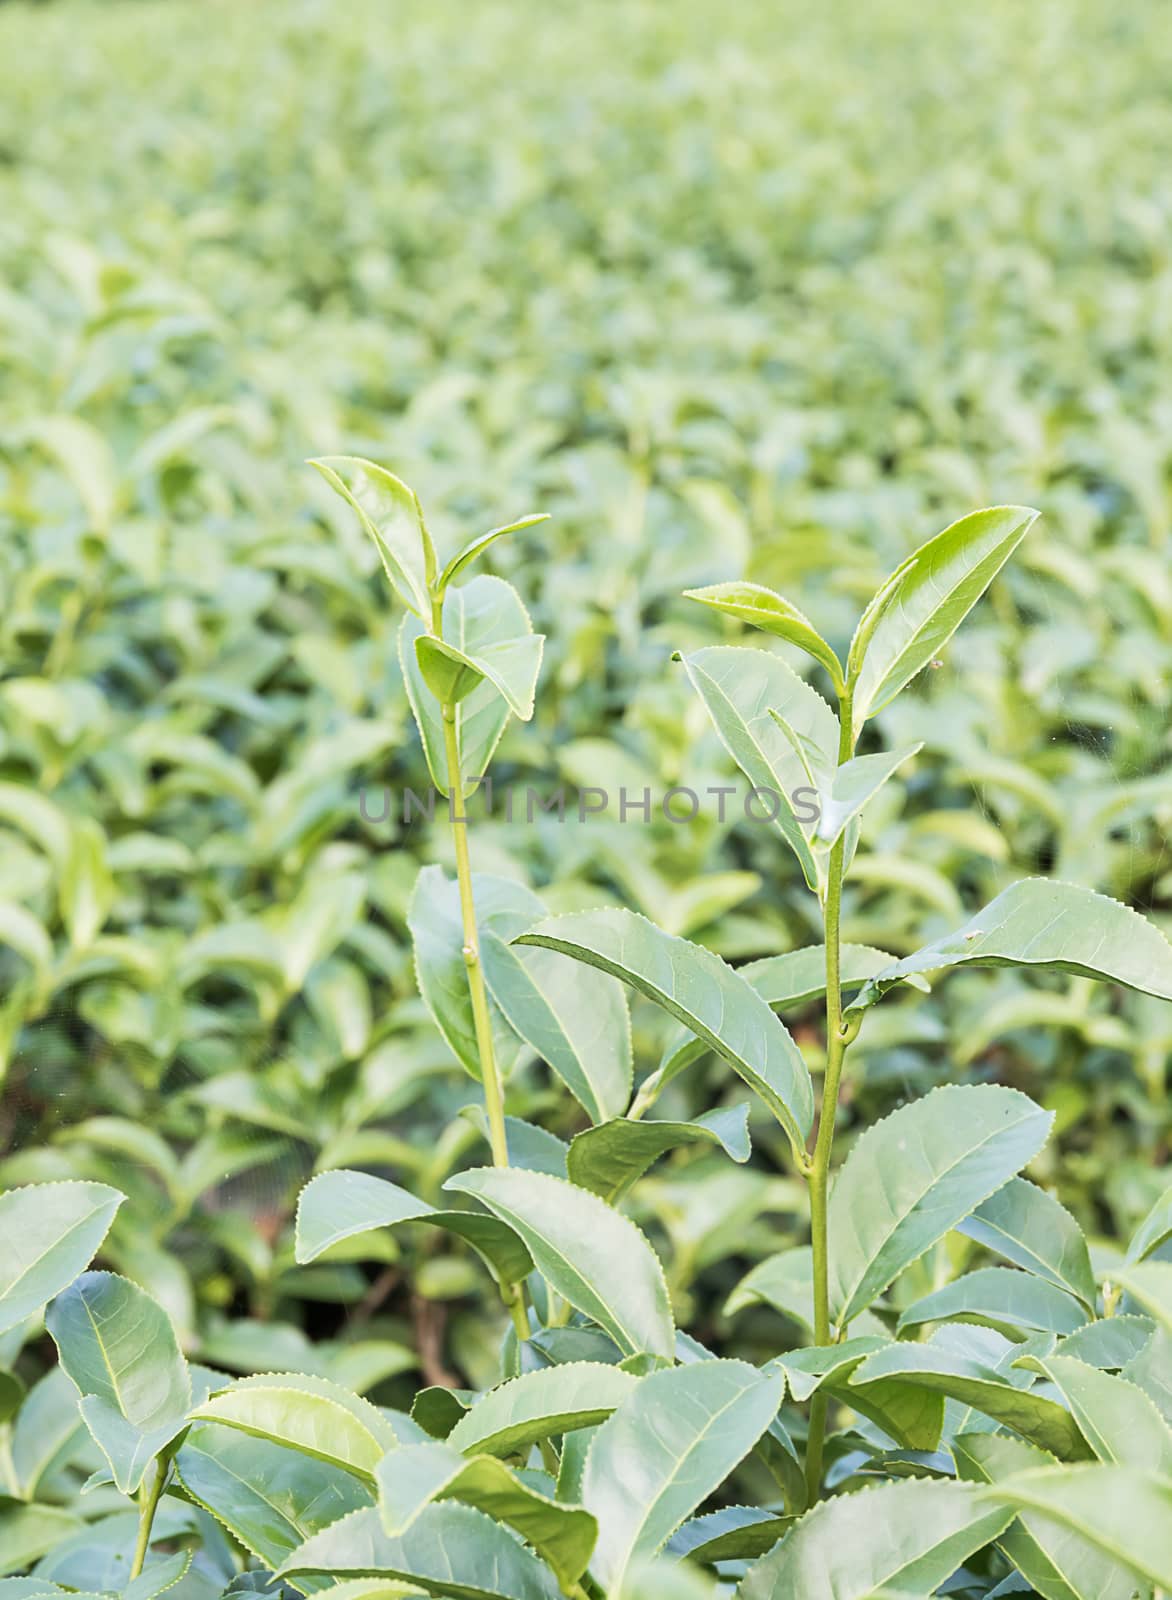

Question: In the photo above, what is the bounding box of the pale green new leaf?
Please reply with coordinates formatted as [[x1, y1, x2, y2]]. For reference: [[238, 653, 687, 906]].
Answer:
[[958, 1177, 1096, 1309], [1012, 1351, 1172, 1472], [566, 1105, 750, 1202], [481, 931, 633, 1124], [847, 505, 1039, 736], [898, 1267, 1088, 1339], [415, 626, 543, 721], [828, 1084, 1053, 1326], [813, 743, 923, 847], [311, 455, 433, 614], [581, 1359, 782, 1592], [851, 878, 1172, 1010], [176, 1423, 372, 1567], [986, 1465, 1172, 1591], [677, 645, 839, 888], [278, 1502, 561, 1598], [445, 1167, 675, 1359], [377, 1441, 597, 1589], [0, 1181, 124, 1335], [682, 581, 844, 688], [295, 1168, 532, 1286], [438, 512, 550, 593], [190, 1384, 386, 1482], [954, 1432, 1143, 1600], [446, 1363, 638, 1457], [737, 1479, 1014, 1600], [45, 1271, 191, 1494], [516, 909, 813, 1154]]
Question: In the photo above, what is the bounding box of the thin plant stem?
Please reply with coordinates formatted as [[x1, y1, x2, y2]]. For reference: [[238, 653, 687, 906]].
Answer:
[[439, 699, 530, 1344], [129, 1455, 167, 1580], [804, 686, 860, 1502]]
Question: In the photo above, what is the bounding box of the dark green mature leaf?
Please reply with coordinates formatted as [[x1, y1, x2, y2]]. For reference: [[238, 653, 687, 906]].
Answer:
[[959, 1177, 1096, 1309], [847, 505, 1039, 736], [9, 1367, 86, 1498], [676, 645, 839, 888], [481, 931, 633, 1124], [1124, 1326, 1172, 1425], [682, 581, 845, 688], [954, 1432, 1143, 1600], [828, 1085, 1053, 1326], [986, 1465, 1172, 1591], [668, 1505, 794, 1565], [45, 1271, 191, 1493], [0, 1506, 84, 1578], [769, 1339, 944, 1451], [445, 1168, 675, 1359], [296, 1169, 533, 1286], [0, 1367, 25, 1422], [581, 1359, 782, 1591], [851, 879, 1172, 1010], [0, 1181, 124, 1335], [1013, 1351, 1172, 1471], [446, 1363, 638, 1457], [311, 455, 433, 614], [176, 1424, 371, 1566], [438, 513, 550, 594], [1057, 1315, 1155, 1370], [377, 1441, 597, 1588], [850, 1330, 1093, 1460], [408, 865, 536, 1079], [278, 1503, 561, 1597], [898, 1268, 1088, 1339], [737, 1479, 1014, 1599], [1125, 1185, 1172, 1264], [516, 909, 813, 1153], [656, 943, 920, 1087], [566, 1105, 751, 1202]]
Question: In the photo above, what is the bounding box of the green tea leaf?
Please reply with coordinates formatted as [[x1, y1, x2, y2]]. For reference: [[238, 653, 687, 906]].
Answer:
[[566, 1105, 751, 1202], [668, 1505, 794, 1565], [481, 930, 633, 1124], [849, 1331, 1093, 1460], [1012, 1351, 1172, 1471], [581, 1359, 782, 1591], [446, 1363, 638, 1457], [898, 1267, 1088, 1339], [295, 1168, 533, 1286], [847, 505, 1038, 736], [851, 879, 1172, 1010], [828, 1084, 1053, 1325], [377, 1441, 597, 1589], [1113, 1261, 1172, 1333], [682, 581, 844, 688], [677, 645, 839, 889], [438, 513, 550, 594], [278, 1502, 561, 1597], [176, 1423, 371, 1566], [738, 1479, 1014, 1599], [445, 1168, 675, 1359], [516, 909, 813, 1154], [1125, 1185, 1172, 1264], [958, 1177, 1096, 1310], [985, 1465, 1172, 1592], [311, 455, 433, 614], [0, 1506, 84, 1579], [190, 1383, 386, 1482], [0, 1180, 124, 1335], [415, 622, 543, 721], [954, 1432, 1140, 1600], [46, 1271, 191, 1493]]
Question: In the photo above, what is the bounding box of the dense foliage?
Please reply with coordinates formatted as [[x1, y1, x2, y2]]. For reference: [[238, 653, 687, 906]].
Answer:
[[1, 0, 1171, 1592]]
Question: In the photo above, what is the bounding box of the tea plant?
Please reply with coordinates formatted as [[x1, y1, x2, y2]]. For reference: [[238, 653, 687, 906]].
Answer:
[[4, 473, 1172, 1596]]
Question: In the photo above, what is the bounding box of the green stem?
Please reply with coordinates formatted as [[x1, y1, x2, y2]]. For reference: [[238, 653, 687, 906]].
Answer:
[[129, 1456, 167, 1579], [804, 688, 859, 1502], [439, 698, 531, 1345]]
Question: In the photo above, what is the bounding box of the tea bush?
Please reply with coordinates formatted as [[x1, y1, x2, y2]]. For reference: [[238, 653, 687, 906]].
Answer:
[[1, 0, 1171, 1591]]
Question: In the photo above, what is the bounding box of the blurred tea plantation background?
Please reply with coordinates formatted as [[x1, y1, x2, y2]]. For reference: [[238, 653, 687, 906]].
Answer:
[[1, 0, 1171, 1406]]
